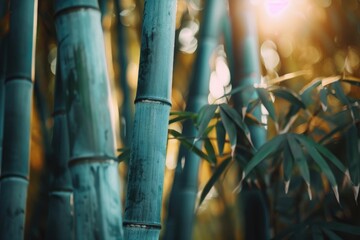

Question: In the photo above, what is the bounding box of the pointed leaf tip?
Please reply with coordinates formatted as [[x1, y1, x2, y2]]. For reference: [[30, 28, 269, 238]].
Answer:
[[231, 145, 236, 158], [241, 171, 245, 181], [353, 185, 359, 202], [285, 180, 290, 194], [233, 182, 242, 193], [307, 182, 312, 200], [333, 185, 340, 204]]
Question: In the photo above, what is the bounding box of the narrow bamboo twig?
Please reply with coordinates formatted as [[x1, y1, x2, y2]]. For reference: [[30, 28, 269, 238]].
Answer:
[[46, 55, 74, 240], [164, 1, 225, 239], [123, 0, 177, 239], [54, 0, 124, 238], [0, 0, 38, 239]]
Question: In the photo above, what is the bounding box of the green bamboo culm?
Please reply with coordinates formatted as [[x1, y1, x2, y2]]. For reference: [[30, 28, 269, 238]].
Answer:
[[228, 0, 269, 239], [114, 0, 133, 146], [0, 0, 37, 239], [54, 0, 124, 239], [0, 0, 8, 169], [46, 55, 74, 240], [123, 0, 177, 239], [164, 1, 225, 239]]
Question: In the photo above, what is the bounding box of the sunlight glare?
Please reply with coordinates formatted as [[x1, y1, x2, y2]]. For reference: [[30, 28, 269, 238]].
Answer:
[[265, 0, 290, 17]]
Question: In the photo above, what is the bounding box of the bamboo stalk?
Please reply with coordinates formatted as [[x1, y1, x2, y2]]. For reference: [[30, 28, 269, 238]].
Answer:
[[46, 55, 74, 240], [54, 0, 123, 239], [114, 0, 133, 146], [0, 0, 7, 169], [164, 1, 225, 239], [123, 0, 177, 239], [0, 0, 37, 239], [228, 0, 269, 239]]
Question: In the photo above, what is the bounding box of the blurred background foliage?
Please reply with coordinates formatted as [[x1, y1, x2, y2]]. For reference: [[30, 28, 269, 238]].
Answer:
[[2, 0, 360, 239]]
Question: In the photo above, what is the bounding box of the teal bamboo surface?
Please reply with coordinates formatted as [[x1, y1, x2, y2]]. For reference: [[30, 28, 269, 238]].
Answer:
[[114, 0, 133, 146], [123, 0, 177, 239], [0, 0, 37, 239], [0, 1, 7, 169], [54, 0, 123, 239], [164, 1, 225, 239], [46, 56, 74, 240], [228, 0, 269, 239]]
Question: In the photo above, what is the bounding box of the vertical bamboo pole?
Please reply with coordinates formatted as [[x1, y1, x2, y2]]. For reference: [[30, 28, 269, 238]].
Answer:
[[54, 0, 123, 239], [0, 0, 37, 239], [46, 56, 74, 240], [228, 0, 269, 239], [164, 1, 225, 239], [114, 0, 133, 146], [0, 0, 8, 168], [123, 0, 177, 239]]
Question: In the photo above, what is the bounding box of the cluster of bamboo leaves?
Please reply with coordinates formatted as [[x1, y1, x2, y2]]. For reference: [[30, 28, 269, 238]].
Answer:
[[165, 75, 360, 239]]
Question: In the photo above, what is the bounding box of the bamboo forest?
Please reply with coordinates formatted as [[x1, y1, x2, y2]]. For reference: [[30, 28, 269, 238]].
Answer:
[[1, 0, 360, 239]]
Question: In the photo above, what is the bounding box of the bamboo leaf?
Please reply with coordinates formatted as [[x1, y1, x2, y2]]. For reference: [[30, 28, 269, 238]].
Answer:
[[287, 134, 310, 185], [322, 228, 342, 240], [270, 86, 306, 109], [169, 129, 212, 164], [283, 140, 294, 184], [117, 148, 130, 162], [216, 121, 226, 156], [169, 111, 196, 124], [256, 87, 276, 121], [312, 226, 324, 240], [243, 134, 286, 179], [203, 137, 217, 165], [319, 87, 328, 112], [300, 79, 322, 106], [219, 108, 237, 155], [311, 137, 347, 173], [295, 135, 340, 203], [219, 103, 250, 134], [332, 81, 350, 105], [199, 157, 232, 206], [221, 83, 254, 99], [319, 222, 360, 235], [346, 125, 360, 185], [197, 104, 218, 140]]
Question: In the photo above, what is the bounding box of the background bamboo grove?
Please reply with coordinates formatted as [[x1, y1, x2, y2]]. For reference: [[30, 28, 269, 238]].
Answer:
[[1, 0, 360, 239]]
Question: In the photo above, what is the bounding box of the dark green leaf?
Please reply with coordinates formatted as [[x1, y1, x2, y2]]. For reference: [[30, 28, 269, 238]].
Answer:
[[219, 103, 249, 134], [287, 134, 310, 184], [221, 83, 254, 99], [346, 125, 360, 185], [295, 135, 339, 202], [311, 226, 324, 240], [256, 87, 277, 121], [219, 107, 237, 151], [319, 87, 328, 111], [203, 137, 217, 165], [197, 104, 218, 140], [243, 134, 286, 178], [312, 138, 346, 173], [216, 121, 226, 156], [300, 79, 322, 106], [322, 228, 342, 240], [319, 221, 360, 235], [270, 86, 305, 109], [169, 129, 212, 164], [199, 157, 232, 206], [283, 140, 294, 183], [332, 81, 350, 105], [117, 148, 130, 162], [169, 112, 196, 124]]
